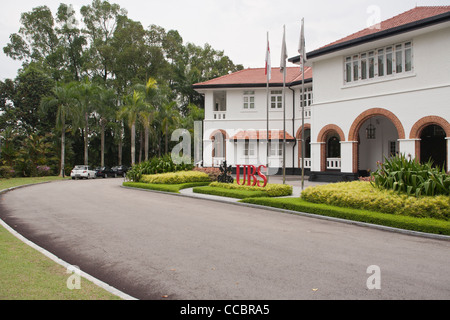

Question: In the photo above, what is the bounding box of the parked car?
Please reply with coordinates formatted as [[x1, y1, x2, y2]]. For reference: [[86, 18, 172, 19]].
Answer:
[[70, 165, 97, 179], [95, 166, 114, 178], [111, 165, 129, 177]]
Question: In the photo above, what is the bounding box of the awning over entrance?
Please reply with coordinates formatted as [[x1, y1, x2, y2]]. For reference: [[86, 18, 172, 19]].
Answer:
[[231, 130, 296, 141]]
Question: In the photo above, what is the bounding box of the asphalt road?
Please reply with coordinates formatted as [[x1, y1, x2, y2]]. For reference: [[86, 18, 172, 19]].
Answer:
[[0, 178, 449, 300]]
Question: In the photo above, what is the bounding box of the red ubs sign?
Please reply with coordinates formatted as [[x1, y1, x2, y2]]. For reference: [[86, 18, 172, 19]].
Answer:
[[236, 165, 268, 188]]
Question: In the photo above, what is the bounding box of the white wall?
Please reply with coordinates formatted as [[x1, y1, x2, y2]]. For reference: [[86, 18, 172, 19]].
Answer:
[[309, 23, 450, 173]]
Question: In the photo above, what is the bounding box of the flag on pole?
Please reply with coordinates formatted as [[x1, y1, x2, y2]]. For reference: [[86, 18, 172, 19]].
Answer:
[[298, 18, 307, 64], [265, 32, 271, 81], [280, 25, 287, 74]]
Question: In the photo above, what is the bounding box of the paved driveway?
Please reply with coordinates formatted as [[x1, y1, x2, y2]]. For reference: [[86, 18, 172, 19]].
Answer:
[[0, 178, 449, 300]]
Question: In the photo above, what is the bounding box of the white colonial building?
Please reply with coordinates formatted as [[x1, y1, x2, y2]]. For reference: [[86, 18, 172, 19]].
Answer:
[[193, 6, 450, 182]]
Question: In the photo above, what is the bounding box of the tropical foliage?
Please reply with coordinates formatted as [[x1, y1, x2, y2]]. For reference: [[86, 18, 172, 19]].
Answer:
[[1, 0, 243, 178], [371, 154, 450, 196], [301, 181, 450, 220], [126, 154, 193, 182], [141, 171, 210, 185]]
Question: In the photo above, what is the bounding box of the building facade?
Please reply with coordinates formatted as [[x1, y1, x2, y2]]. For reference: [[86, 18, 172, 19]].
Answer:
[[194, 6, 450, 181]]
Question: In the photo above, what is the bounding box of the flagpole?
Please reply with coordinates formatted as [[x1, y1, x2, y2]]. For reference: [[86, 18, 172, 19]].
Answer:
[[299, 18, 306, 191], [281, 25, 287, 185], [266, 31, 270, 183]]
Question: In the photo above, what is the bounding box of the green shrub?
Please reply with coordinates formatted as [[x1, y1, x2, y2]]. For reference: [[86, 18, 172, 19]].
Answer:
[[301, 181, 450, 220], [127, 155, 194, 182], [193, 186, 268, 199], [371, 154, 450, 196], [0, 166, 15, 179], [240, 197, 450, 235], [123, 181, 210, 193], [209, 181, 292, 197], [141, 171, 210, 184]]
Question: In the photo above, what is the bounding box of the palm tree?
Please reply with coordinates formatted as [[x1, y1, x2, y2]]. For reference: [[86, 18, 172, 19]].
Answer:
[[139, 106, 155, 161], [40, 82, 78, 177], [119, 90, 146, 166], [95, 86, 116, 167], [159, 101, 180, 155], [72, 80, 99, 166]]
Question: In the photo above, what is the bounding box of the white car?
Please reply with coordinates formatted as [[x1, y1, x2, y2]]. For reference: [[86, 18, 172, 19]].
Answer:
[[70, 165, 97, 179]]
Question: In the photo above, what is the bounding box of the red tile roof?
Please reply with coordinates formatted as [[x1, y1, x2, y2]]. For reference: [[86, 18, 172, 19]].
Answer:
[[193, 67, 312, 88], [290, 6, 450, 63], [322, 6, 450, 49], [231, 130, 296, 141]]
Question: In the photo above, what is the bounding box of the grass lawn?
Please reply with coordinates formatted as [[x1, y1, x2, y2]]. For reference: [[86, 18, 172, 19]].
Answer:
[[240, 197, 450, 236], [0, 176, 68, 190], [0, 177, 122, 300]]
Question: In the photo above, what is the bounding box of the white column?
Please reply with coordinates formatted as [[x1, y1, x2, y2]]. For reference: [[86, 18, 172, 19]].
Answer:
[[398, 139, 419, 160], [310, 142, 324, 172], [340, 141, 357, 173], [446, 137, 450, 171]]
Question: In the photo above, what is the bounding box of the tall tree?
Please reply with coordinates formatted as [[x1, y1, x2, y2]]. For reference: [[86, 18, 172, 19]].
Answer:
[[56, 4, 87, 81], [80, 0, 127, 83], [73, 80, 99, 165], [40, 82, 78, 176], [119, 90, 146, 166], [95, 86, 117, 167]]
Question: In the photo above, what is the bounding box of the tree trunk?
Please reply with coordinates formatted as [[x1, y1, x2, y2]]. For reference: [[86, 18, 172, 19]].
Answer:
[[60, 124, 65, 177], [84, 112, 89, 165], [139, 130, 143, 164], [145, 126, 149, 161], [118, 122, 123, 166], [131, 122, 136, 166], [165, 121, 169, 155], [101, 120, 105, 167]]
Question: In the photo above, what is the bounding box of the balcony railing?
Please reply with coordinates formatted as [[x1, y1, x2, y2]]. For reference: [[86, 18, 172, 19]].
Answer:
[[299, 158, 311, 169], [212, 157, 225, 167], [327, 158, 341, 170], [213, 112, 226, 120]]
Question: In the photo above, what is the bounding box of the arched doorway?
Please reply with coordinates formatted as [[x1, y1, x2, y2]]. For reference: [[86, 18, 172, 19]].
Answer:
[[420, 125, 446, 169], [349, 108, 405, 174], [296, 125, 311, 169], [410, 116, 450, 171], [317, 124, 345, 172], [210, 130, 227, 167], [357, 115, 399, 173]]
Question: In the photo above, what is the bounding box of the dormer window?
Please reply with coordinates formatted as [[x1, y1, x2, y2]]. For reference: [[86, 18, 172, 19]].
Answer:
[[344, 41, 413, 84]]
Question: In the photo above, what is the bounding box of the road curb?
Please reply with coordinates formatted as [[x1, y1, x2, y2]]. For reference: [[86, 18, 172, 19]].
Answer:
[[0, 183, 138, 301], [121, 185, 450, 242]]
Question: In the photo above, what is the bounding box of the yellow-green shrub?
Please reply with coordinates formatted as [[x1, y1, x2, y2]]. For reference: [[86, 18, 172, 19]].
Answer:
[[141, 171, 210, 184], [301, 181, 450, 220], [209, 181, 292, 197]]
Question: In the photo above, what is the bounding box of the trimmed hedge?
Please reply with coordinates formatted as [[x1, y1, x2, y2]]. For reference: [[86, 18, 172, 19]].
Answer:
[[209, 181, 293, 197], [301, 181, 450, 220], [141, 171, 210, 184], [240, 197, 450, 235], [123, 181, 210, 193], [193, 186, 268, 199]]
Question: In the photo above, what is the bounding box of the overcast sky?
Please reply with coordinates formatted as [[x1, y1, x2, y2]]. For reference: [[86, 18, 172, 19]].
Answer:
[[1, 0, 449, 80]]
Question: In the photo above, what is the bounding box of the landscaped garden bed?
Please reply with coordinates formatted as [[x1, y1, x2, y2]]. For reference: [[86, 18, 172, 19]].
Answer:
[[192, 181, 293, 199]]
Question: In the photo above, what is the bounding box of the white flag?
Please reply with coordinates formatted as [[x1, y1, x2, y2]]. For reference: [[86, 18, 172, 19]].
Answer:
[[298, 18, 307, 64], [265, 32, 271, 81], [280, 25, 287, 74]]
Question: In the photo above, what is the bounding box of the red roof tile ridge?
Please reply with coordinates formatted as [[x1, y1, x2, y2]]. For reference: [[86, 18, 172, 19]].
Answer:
[[318, 6, 450, 50]]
